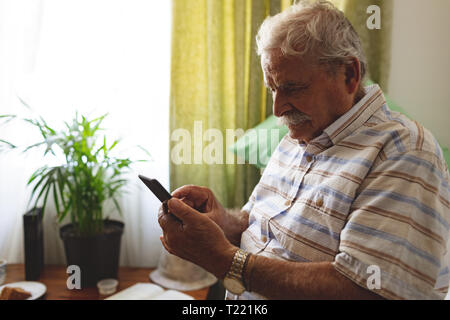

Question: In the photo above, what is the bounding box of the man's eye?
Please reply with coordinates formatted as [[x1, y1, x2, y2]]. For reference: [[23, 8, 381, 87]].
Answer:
[[284, 87, 301, 93], [286, 86, 308, 93], [268, 86, 306, 94]]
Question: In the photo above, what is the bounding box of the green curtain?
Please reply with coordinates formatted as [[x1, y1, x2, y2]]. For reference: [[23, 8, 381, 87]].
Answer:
[[315, 0, 393, 89], [170, 0, 292, 208], [340, 0, 393, 90]]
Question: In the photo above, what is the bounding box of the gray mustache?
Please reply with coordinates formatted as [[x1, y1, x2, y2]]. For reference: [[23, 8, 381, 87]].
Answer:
[[277, 110, 312, 126]]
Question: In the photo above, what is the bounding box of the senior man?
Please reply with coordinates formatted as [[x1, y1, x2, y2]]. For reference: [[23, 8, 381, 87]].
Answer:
[[158, 1, 450, 300]]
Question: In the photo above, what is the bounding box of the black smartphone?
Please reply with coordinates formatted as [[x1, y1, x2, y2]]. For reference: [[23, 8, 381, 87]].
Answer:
[[138, 175, 172, 203]]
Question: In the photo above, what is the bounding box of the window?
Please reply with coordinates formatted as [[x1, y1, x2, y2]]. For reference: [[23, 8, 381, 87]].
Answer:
[[0, 0, 171, 266]]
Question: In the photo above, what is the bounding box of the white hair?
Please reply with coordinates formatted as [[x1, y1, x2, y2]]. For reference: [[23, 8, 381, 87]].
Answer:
[[256, 0, 366, 78]]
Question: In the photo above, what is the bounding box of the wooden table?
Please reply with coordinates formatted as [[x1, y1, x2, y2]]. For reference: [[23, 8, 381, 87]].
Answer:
[[3, 264, 210, 300]]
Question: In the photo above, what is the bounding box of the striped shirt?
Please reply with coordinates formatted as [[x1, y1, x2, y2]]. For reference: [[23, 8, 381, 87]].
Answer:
[[227, 84, 450, 300]]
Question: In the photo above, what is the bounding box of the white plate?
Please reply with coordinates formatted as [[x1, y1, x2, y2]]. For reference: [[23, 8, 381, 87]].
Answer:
[[0, 281, 47, 300]]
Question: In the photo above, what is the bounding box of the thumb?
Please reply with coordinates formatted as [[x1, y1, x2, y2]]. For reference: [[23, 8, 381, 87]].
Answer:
[[167, 198, 202, 223]]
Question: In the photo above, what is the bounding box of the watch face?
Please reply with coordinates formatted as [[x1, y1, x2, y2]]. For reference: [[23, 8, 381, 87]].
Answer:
[[223, 277, 245, 295]]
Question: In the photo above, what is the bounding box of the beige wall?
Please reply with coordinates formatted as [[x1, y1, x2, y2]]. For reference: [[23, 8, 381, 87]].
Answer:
[[388, 0, 450, 147]]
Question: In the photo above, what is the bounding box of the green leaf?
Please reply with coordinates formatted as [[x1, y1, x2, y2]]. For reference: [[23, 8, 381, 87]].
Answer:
[[28, 166, 49, 185], [94, 140, 106, 158], [108, 139, 119, 151], [28, 168, 52, 205], [112, 197, 122, 216], [91, 113, 108, 131], [53, 182, 60, 215], [23, 118, 38, 127], [17, 96, 32, 110], [41, 184, 52, 212], [30, 173, 54, 212], [39, 116, 56, 135], [56, 167, 67, 209], [23, 141, 46, 153], [136, 145, 153, 161], [103, 136, 107, 155], [58, 196, 72, 223], [0, 139, 17, 148], [0, 115, 17, 127]]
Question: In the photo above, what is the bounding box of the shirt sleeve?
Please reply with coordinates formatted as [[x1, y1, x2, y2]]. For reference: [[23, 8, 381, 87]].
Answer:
[[332, 150, 450, 300]]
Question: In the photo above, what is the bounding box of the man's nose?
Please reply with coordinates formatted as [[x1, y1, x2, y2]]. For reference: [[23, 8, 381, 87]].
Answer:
[[272, 91, 292, 117]]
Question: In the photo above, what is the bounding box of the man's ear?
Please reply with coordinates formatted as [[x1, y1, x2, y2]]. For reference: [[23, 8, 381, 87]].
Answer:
[[344, 57, 361, 95]]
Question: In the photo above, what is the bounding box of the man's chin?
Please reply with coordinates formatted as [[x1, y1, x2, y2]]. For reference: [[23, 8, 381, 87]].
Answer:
[[288, 131, 304, 143], [287, 120, 312, 130], [287, 123, 311, 144]]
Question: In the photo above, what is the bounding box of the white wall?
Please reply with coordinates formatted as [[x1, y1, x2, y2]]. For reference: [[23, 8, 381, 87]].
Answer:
[[388, 0, 450, 148], [388, 0, 450, 299]]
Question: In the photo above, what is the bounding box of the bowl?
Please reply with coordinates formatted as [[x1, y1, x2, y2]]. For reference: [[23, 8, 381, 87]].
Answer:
[[97, 278, 118, 296], [149, 249, 217, 290]]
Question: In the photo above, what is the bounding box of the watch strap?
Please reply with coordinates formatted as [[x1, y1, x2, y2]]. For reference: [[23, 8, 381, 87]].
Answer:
[[227, 249, 250, 283]]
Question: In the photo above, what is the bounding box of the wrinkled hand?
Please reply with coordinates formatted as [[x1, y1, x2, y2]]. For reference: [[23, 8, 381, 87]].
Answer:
[[171, 185, 228, 232], [170, 185, 248, 246], [158, 197, 237, 279]]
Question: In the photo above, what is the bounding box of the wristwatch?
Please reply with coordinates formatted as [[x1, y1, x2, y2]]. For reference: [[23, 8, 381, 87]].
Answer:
[[222, 249, 250, 295]]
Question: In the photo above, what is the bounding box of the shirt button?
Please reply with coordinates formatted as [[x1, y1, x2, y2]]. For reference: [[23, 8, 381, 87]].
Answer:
[[306, 155, 313, 162], [316, 198, 324, 207], [284, 199, 292, 206], [261, 236, 267, 243]]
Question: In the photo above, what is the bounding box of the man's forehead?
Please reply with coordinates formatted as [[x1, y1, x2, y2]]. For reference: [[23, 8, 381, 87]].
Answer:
[[262, 50, 289, 71], [262, 50, 314, 84]]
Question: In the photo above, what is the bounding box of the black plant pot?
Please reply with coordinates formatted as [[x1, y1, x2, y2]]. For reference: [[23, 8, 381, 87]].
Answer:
[[60, 220, 124, 288]]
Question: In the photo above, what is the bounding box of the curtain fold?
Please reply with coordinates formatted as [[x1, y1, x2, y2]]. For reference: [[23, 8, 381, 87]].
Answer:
[[170, 0, 290, 208]]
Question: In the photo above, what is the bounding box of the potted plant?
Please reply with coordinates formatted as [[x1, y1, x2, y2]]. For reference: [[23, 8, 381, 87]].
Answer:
[[1, 111, 148, 287]]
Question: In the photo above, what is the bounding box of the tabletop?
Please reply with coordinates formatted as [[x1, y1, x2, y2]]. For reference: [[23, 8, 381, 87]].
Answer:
[[2, 264, 210, 300]]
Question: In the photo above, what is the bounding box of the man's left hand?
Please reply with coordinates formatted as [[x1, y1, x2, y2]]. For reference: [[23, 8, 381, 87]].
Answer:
[[158, 197, 238, 279]]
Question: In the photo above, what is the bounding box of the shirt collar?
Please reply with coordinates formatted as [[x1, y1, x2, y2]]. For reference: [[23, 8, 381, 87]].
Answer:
[[322, 84, 386, 145]]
